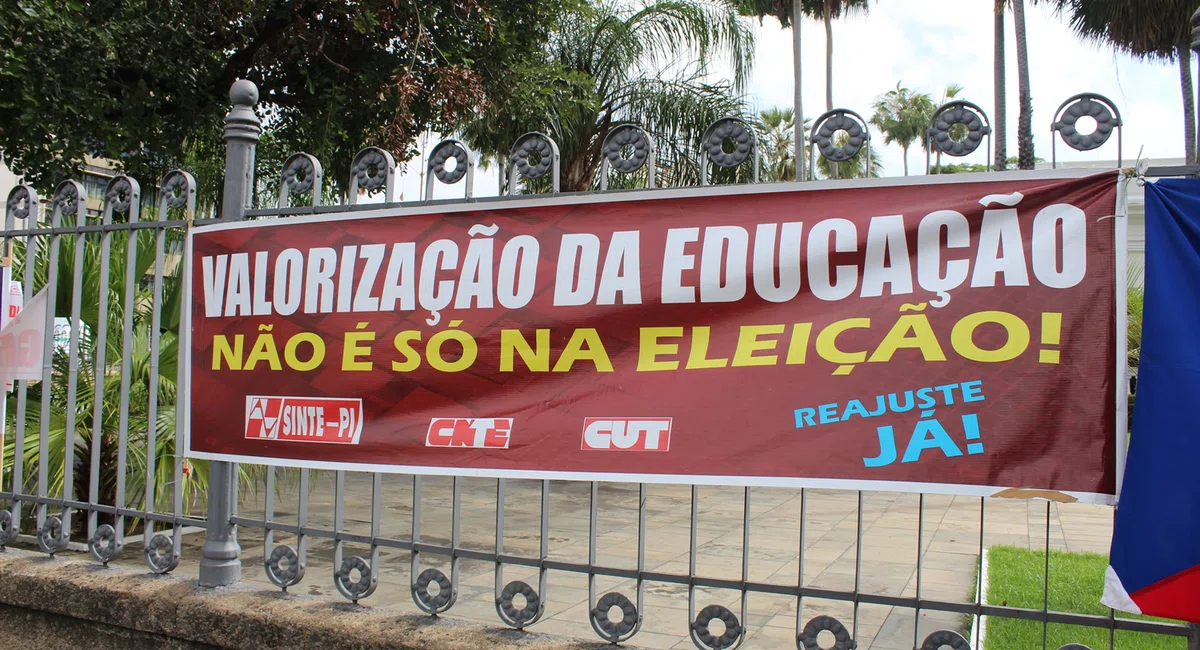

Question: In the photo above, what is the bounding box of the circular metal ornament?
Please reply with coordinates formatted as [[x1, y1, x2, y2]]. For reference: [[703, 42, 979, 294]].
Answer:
[[89, 524, 121, 564], [0, 510, 13, 546], [104, 177, 135, 214], [798, 615, 856, 650], [37, 516, 65, 554], [55, 182, 82, 216], [703, 119, 753, 169], [6, 188, 33, 221], [920, 629, 971, 650], [351, 149, 390, 193], [591, 591, 639, 640], [930, 105, 989, 157], [282, 155, 318, 196], [814, 114, 866, 163], [511, 135, 555, 180], [334, 555, 376, 602], [160, 173, 191, 210], [498, 580, 541, 625], [691, 604, 742, 650], [413, 567, 454, 611], [604, 126, 651, 174], [1056, 645, 1094, 650], [145, 534, 179, 574], [1054, 97, 1118, 152], [265, 544, 304, 587], [430, 142, 470, 184]]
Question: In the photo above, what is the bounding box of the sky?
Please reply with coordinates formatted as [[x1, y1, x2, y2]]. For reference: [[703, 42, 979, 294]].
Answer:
[[397, 0, 1189, 201]]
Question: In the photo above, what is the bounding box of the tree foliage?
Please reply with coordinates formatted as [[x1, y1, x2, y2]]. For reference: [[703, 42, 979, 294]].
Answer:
[[869, 82, 934, 177], [0, 0, 571, 192], [460, 0, 756, 192], [758, 107, 809, 181]]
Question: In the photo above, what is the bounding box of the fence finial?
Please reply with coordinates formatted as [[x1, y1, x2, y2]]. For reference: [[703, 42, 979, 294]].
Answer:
[[220, 79, 262, 221]]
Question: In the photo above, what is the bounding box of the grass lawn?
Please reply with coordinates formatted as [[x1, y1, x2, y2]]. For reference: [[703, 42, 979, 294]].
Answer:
[[985, 546, 1187, 650]]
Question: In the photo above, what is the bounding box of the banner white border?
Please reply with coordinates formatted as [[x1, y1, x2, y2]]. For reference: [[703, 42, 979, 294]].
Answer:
[[182, 168, 1124, 505]]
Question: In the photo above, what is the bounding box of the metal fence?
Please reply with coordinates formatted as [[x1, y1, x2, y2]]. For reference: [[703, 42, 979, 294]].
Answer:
[[0, 77, 1195, 650]]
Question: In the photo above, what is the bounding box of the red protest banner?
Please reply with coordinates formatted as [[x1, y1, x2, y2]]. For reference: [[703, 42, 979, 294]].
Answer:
[[185, 170, 1119, 502]]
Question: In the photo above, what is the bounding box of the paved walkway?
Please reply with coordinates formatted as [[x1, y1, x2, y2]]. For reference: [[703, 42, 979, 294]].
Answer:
[[151, 476, 1113, 649]]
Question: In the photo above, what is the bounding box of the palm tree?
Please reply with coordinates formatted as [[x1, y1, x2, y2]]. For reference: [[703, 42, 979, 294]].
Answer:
[[1035, 0, 1196, 164], [1012, 0, 1035, 169], [738, 1, 808, 180], [758, 107, 810, 181], [994, 0, 1008, 171], [813, 0, 871, 112], [461, 0, 755, 191], [869, 82, 935, 176]]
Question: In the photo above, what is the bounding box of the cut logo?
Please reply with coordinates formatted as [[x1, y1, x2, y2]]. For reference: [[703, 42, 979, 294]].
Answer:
[[581, 418, 672, 451]]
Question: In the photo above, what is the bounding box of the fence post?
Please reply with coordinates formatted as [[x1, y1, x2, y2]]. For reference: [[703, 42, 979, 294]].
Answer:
[[198, 79, 261, 587]]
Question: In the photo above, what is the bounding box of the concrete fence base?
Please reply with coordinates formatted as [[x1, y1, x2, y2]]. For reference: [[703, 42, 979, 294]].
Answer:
[[0, 549, 616, 650]]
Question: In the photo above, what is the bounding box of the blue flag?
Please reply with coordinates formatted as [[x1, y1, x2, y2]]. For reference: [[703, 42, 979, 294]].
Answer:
[[1104, 178, 1200, 621]]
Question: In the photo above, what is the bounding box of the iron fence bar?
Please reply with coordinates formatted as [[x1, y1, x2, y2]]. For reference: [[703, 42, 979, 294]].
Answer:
[[4, 493, 206, 526], [112, 177, 145, 559], [1043, 500, 1052, 650], [1110, 607, 1116, 650], [36, 186, 65, 539], [58, 193, 87, 551], [13, 194, 39, 538], [369, 472, 382, 599], [142, 185, 171, 570], [914, 493, 924, 649], [0, 187, 34, 541], [493, 478, 504, 624], [536, 479, 550, 622], [853, 490, 863, 641], [975, 497, 986, 647], [332, 470, 346, 592], [262, 465, 276, 580], [687, 484, 697, 631], [450, 476, 462, 606], [0, 220, 189, 237], [172, 222, 188, 570], [636, 483, 646, 632], [411, 475, 424, 603], [794, 488, 806, 643], [586, 481, 597, 632], [297, 469, 310, 585], [145, 171, 195, 570], [738, 487, 751, 648]]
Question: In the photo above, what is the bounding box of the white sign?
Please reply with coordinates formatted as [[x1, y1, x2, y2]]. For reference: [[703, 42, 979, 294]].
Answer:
[[0, 285, 47, 387], [1, 268, 23, 392]]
